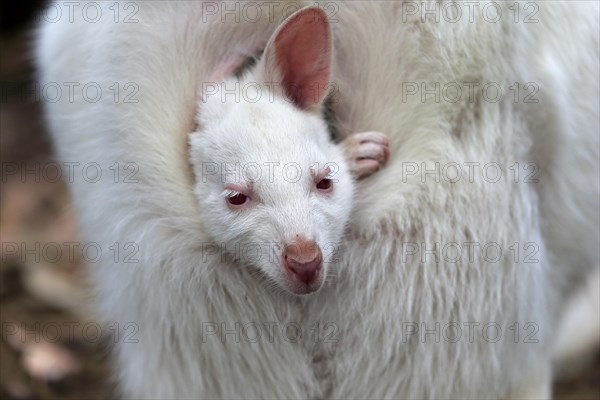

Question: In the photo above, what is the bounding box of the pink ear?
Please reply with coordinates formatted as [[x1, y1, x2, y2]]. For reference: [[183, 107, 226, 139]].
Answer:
[[264, 7, 332, 110]]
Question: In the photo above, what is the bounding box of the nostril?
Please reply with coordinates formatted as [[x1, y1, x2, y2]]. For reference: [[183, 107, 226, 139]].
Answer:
[[287, 263, 297, 274], [294, 262, 321, 284], [284, 238, 323, 284], [284, 258, 323, 284]]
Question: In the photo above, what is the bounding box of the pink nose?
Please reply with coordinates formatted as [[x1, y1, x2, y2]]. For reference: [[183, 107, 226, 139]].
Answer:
[[284, 239, 323, 285]]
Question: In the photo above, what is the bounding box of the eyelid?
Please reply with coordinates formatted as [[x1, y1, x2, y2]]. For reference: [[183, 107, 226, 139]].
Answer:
[[222, 189, 241, 198], [316, 166, 333, 181], [223, 184, 250, 198]]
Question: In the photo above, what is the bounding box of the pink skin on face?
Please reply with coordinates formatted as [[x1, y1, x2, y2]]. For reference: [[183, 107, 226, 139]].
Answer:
[[282, 236, 324, 295]]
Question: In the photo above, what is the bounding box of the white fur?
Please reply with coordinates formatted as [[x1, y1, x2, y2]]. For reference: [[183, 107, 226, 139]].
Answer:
[[36, 1, 599, 398]]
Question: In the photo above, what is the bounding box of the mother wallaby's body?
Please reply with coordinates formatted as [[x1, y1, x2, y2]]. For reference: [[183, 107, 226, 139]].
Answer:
[[305, 1, 598, 398], [36, 1, 599, 399]]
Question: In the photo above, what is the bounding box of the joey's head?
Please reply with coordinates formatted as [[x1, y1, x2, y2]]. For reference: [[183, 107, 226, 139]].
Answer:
[[190, 7, 353, 295]]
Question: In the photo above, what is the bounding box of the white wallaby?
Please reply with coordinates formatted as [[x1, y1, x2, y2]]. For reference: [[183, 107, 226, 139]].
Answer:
[[36, 2, 386, 398], [36, 0, 599, 399]]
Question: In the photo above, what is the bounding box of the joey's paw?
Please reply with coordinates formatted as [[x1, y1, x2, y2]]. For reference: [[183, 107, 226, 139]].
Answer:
[[341, 131, 390, 179]]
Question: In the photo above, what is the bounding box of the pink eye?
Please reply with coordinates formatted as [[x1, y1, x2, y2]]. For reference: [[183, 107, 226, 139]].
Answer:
[[227, 193, 249, 206], [315, 166, 334, 193], [224, 184, 252, 209], [316, 178, 333, 192]]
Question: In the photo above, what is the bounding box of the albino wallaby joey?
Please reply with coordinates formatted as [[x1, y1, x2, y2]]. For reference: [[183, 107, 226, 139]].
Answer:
[[190, 6, 388, 295]]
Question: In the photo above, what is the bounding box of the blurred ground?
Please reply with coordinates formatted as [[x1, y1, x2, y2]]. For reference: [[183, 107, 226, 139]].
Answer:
[[1, 3, 599, 399], [1, 9, 114, 397]]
